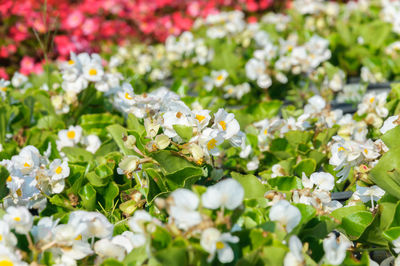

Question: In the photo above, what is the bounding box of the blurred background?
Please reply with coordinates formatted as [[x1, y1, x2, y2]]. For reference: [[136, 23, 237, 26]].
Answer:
[[0, 0, 291, 79]]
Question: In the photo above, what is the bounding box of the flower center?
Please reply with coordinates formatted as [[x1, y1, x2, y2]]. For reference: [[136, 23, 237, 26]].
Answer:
[[89, 68, 97, 76], [216, 75, 224, 81], [176, 112, 183, 118], [67, 130, 76, 139], [196, 114, 205, 122], [0, 87, 6, 92], [68, 60, 75, 65], [16, 189, 22, 197], [6, 176, 12, 182], [0, 260, 13, 266], [219, 120, 227, 131], [13, 216, 21, 222], [207, 138, 217, 150], [338, 147, 345, 152], [364, 149, 368, 154], [216, 241, 225, 249], [23, 162, 31, 168], [369, 97, 375, 103], [75, 234, 82, 241], [264, 129, 268, 135], [55, 166, 63, 174], [125, 92, 133, 100]]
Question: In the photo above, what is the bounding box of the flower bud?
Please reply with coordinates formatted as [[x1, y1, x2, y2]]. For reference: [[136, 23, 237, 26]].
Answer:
[[155, 134, 170, 150], [124, 135, 137, 149]]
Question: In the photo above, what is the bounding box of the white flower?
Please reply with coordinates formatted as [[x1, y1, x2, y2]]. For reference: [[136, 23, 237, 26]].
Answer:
[[53, 224, 93, 260], [310, 172, 335, 191], [0, 220, 17, 248], [323, 232, 351, 265], [304, 95, 326, 115], [380, 115, 399, 134], [11, 72, 28, 87], [94, 238, 126, 261], [49, 159, 70, 181], [81, 135, 101, 154], [68, 211, 114, 239], [169, 189, 202, 230], [83, 61, 104, 82], [213, 108, 240, 140], [200, 228, 239, 263], [284, 236, 304, 266], [393, 236, 400, 254], [0, 79, 10, 99], [11, 145, 41, 175], [202, 179, 244, 210], [57, 126, 83, 149], [199, 128, 225, 156], [3, 206, 33, 234], [0, 248, 28, 266], [353, 185, 385, 205], [269, 200, 301, 233], [211, 70, 228, 87], [357, 92, 388, 118], [271, 164, 285, 178], [192, 110, 211, 130]]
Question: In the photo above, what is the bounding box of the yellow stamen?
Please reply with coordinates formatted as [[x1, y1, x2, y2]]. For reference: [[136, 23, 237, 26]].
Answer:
[[13, 216, 21, 222], [23, 162, 30, 168], [67, 130, 76, 139], [0, 87, 6, 92], [124, 92, 133, 100], [369, 97, 375, 103], [0, 234, 2, 241], [89, 68, 97, 76], [55, 166, 63, 174], [176, 112, 183, 118], [219, 121, 227, 131], [75, 234, 82, 241], [68, 60, 75, 65], [227, 88, 233, 94], [207, 138, 217, 150], [16, 189, 22, 197], [264, 129, 268, 135], [216, 75, 224, 81], [364, 149, 368, 154], [196, 114, 206, 123], [6, 176, 12, 182], [216, 241, 225, 249], [0, 260, 13, 266], [338, 147, 345, 152]]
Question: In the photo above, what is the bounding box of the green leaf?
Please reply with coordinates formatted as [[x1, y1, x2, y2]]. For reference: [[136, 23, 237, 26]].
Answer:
[[124, 245, 148, 265], [101, 258, 124, 266], [61, 147, 94, 163], [173, 125, 193, 142], [150, 150, 196, 174], [232, 172, 266, 199], [79, 184, 97, 210], [154, 247, 188, 266], [104, 182, 119, 210], [0, 105, 6, 145], [37, 115, 65, 129], [0, 166, 10, 199], [331, 205, 366, 223], [127, 113, 145, 134], [268, 176, 302, 191], [293, 159, 316, 177], [106, 124, 136, 155], [383, 227, 400, 241], [340, 211, 374, 240], [369, 147, 400, 199], [381, 126, 400, 149]]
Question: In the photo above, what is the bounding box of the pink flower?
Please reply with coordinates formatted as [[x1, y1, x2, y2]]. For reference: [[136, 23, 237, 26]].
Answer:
[[0, 68, 9, 80], [65, 11, 84, 29], [20, 56, 35, 75]]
